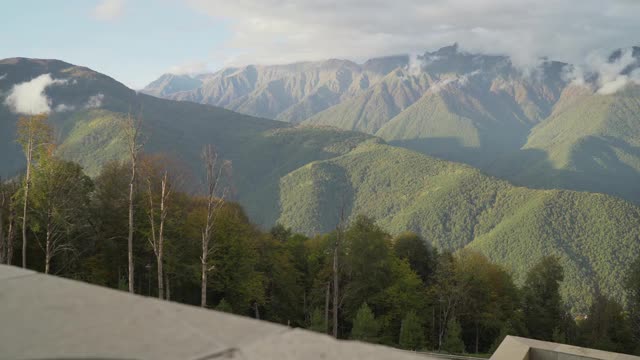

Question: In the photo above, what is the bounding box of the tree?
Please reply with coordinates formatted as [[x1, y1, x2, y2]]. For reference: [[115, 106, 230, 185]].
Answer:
[[393, 232, 436, 283], [625, 255, 640, 348], [142, 155, 179, 299], [521, 256, 565, 341], [578, 293, 635, 353], [30, 157, 93, 273], [16, 114, 52, 268], [332, 202, 346, 338], [308, 308, 326, 333], [350, 303, 380, 342], [442, 317, 465, 353], [343, 216, 394, 319], [399, 311, 425, 350], [216, 298, 233, 313], [123, 112, 144, 293], [0, 181, 7, 264], [200, 145, 231, 307], [431, 252, 467, 350], [454, 250, 521, 354]]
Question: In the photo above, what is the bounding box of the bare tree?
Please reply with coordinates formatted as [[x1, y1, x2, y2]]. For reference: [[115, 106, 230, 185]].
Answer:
[[145, 166, 172, 299], [123, 112, 144, 293], [6, 199, 16, 265], [324, 281, 330, 334], [16, 114, 52, 269], [200, 145, 231, 307], [332, 203, 346, 338], [0, 181, 6, 264]]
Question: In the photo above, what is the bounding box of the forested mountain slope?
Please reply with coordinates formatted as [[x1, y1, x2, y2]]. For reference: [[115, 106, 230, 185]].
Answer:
[[278, 142, 640, 312]]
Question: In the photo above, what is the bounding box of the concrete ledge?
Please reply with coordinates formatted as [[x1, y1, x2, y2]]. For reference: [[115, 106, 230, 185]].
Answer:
[[491, 336, 640, 360], [0, 264, 438, 360]]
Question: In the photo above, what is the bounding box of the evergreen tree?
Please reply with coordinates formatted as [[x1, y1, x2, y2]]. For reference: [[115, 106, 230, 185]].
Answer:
[[350, 302, 380, 342], [399, 311, 425, 350], [308, 308, 326, 333], [216, 298, 233, 313], [442, 317, 465, 353]]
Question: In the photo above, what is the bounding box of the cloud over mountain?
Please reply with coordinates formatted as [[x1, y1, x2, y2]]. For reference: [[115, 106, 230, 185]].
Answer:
[[4, 74, 67, 115], [187, 0, 639, 69]]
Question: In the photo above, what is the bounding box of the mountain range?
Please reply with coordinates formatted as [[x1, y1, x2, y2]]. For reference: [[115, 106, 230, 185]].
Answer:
[[1, 52, 640, 313], [143, 45, 640, 205]]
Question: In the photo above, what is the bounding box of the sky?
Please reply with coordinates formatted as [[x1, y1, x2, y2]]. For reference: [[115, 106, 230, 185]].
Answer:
[[1, 0, 639, 89]]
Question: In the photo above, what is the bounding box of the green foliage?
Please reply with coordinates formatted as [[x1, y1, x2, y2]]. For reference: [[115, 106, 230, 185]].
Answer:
[[442, 317, 465, 353], [350, 303, 380, 342], [216, 298, 233, 313], [521, 256, 564, 341], [625, 255, 640, 347], [343, 216, 394, 318], [577, 294, 635, 353], [392, 232, 436, 283], [399, 311, 425, 350], [308, 308, 326, 333]]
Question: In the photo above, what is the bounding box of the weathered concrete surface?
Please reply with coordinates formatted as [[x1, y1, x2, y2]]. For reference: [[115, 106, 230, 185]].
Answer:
[[0, 264, 435, 360], [491, 336, 640, 360]]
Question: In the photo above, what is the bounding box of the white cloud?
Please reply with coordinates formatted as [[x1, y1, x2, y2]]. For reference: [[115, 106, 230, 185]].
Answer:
[[93, 0, 125, 21], [186, 0, 639, 69], [85, 93, 105, 108], [429, 70, 481, 93], [562, 48, 640, 95], [54, 104, 76, 112], [168, 61, 208, 75], [4, 74, 67, 115]]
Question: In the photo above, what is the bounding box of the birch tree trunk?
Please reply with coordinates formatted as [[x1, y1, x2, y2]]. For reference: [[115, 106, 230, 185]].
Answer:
[[0, 190, 5, 264], [22, 138, 32, 269], [44, 209, 52, 274], [332, 243, 339, 338], [7, 205, 15, 265], [325, 281, 330, 334], [128, 160, 135, 293], [156, 172, 168, 299], [201, 232, 208, 307], [124, 113, 143, 294]]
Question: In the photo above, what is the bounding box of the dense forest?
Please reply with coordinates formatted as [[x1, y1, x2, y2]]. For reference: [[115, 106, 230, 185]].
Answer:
[[1, 114, 640, 356]]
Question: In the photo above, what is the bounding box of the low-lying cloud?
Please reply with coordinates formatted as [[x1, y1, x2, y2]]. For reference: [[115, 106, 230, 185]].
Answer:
[[563, 48, 640, 95], [85, 93, 105, 108], [4, 74, 67, 115]]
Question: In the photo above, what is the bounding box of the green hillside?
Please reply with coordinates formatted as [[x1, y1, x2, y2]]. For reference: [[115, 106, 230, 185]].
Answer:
[[278, 142, 640, 312], [493, 84, 640, 203], [0, 58, 372, 226]]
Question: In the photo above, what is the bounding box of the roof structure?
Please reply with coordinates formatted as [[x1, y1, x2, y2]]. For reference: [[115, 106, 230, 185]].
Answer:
[[0, 264, 437, 360], [491, 336, 640, 360]]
